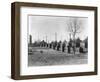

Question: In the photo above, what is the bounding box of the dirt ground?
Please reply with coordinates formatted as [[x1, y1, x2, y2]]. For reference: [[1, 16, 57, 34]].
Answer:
[[28, 47, 88, 66]]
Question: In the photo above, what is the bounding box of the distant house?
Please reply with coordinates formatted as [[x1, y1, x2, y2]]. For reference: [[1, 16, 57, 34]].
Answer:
[[75, 38, 82, 48], [84, 37, 88, 48], [67, 37, 88, 53], [83, 37, 88, 52], [80, 37, 88, 53], [80, 41, 85, 48], [75, 38, 82, 54], [40, 40, 47, 47]]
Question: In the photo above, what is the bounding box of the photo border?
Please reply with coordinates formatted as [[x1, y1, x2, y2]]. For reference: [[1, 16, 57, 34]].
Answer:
[[11, 2, 98, 80]]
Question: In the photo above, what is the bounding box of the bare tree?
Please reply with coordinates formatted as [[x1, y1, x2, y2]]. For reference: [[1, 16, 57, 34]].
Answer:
[[66, 17, 83, 55]]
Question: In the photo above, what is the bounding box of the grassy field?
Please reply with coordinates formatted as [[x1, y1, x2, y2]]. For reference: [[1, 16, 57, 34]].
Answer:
[[28, 47, 88, 66]]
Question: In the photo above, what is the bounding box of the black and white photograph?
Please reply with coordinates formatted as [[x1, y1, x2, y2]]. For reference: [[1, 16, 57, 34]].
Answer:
[[28, 15, 88, 66], [11, 2, 97, 79]]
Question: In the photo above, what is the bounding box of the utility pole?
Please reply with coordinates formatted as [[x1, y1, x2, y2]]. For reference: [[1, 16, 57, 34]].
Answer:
[[38, 33, 39, 41], [43, 36, 44, 41], [46, 35, 47, 43], [55, 32, 57, 41], [61, 35, 62, 41], [29, 35, 32, 44]]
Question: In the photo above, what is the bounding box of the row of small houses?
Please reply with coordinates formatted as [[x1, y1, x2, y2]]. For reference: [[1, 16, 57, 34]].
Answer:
[[29, 37, 88, 54]]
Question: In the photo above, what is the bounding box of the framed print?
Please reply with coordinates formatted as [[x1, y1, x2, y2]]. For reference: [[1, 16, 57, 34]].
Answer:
[[11, 2, 98, 80]]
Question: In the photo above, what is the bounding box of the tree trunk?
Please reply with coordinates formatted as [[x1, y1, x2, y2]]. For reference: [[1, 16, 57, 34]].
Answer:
[[73, 34, 75, 55]]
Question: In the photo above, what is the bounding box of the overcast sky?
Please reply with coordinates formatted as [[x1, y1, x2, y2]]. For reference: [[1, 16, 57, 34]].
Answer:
[[28, 15, 88, 43]]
